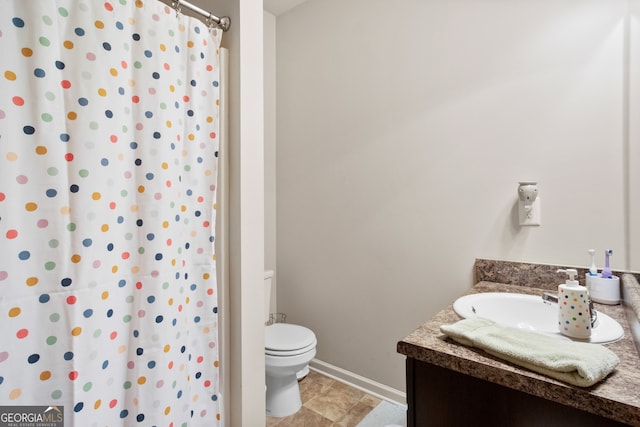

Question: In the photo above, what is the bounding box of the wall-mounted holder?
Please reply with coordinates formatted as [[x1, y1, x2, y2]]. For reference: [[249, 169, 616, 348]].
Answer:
[[518, 182, 541, 226]]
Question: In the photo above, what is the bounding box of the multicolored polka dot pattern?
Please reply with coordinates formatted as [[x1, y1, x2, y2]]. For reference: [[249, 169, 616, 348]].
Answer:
[[0, 1, 222, 425]]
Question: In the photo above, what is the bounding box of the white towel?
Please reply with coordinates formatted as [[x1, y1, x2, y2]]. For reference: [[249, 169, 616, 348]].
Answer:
[[440, 317, 619, 387]]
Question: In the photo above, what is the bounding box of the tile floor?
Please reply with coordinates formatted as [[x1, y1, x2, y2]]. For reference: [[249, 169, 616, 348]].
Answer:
[[266, 371, 382, 427]]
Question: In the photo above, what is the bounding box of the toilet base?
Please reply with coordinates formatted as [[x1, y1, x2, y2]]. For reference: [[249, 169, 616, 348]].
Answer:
[[266, 372, 302, 417], [296, 365, 310, 380]]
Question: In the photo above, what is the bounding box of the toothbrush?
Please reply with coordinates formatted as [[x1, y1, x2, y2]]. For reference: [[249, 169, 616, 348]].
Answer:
[[588, 249, 597, 276], [601, 249, 613, 279]]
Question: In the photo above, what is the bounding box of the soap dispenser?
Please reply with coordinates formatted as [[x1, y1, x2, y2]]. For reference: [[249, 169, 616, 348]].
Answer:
[[557, 269, 591, 339]]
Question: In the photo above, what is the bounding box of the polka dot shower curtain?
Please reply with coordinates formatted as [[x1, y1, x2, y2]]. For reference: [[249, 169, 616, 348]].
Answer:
[[0, 1, 223, 425]]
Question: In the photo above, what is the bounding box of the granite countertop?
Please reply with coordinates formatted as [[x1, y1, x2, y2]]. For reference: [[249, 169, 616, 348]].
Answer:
[[397, 281, 640, 426]]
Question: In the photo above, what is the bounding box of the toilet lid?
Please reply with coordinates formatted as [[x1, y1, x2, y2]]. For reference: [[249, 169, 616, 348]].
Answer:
[[265, 324, 316, 352]]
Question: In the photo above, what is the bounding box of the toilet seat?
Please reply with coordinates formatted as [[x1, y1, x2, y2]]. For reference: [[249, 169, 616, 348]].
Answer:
[[266, 324, 317, 356]]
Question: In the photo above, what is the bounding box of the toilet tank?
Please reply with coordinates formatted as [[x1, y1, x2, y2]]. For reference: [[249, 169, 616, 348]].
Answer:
[[264, 270, 274, 324]]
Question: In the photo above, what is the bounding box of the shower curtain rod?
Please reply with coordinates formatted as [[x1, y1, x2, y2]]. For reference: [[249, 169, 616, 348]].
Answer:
[[171, 0, 231, 31]]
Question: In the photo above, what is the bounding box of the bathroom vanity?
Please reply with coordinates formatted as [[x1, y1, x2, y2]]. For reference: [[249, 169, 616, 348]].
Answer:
[[397, 262, 640, 427]]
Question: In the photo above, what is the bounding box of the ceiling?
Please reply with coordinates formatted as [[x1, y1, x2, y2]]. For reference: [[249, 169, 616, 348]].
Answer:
[[263, 0, 308, 16]]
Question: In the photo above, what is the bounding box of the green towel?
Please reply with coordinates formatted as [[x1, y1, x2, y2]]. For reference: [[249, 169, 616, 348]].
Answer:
[[440, 317, 619, 387]]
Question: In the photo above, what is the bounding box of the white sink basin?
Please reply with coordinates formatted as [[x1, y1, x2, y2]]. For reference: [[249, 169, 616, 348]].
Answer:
[[452, 292, 624, 344]]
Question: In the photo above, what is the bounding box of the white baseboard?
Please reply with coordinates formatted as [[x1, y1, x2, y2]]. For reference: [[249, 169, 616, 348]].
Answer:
[[309, 359, 407, 407]]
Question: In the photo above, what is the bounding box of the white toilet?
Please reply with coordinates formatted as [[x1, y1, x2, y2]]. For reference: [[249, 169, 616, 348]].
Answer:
[[264, 270, 317, 417]]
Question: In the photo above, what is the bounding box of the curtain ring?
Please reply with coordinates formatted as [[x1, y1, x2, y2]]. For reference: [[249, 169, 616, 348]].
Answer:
[[171, 0, 182, 17], [205, 13, 214, 30]]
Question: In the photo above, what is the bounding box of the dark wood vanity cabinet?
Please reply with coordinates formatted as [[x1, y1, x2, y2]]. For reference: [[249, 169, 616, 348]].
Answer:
[[405, 358, 628, 427]]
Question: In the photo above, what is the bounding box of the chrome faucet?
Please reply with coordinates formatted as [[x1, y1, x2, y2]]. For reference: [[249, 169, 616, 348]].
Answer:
[[589, 298, 598, 328], [542, 292, 558, 304]]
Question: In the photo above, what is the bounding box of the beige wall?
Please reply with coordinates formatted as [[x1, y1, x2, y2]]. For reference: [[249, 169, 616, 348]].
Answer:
[[269, 0, 634, 392]]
